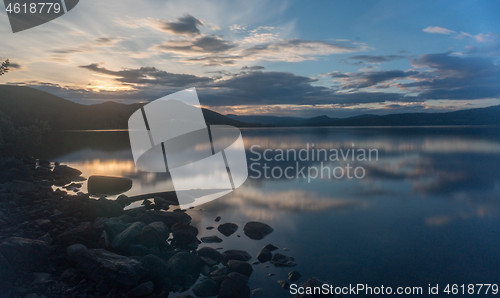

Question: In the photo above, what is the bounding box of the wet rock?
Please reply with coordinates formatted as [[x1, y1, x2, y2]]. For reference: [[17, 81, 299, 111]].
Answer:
[[141, 254, 170, 288], [112, 221, 146, 251], [227, 260, 253, 277], [257, 248, 272, 263], [192, 278, 219, 297], [140, 221, 169, 248], [0, 252, 13, 281], [166, 251, 203, 291], [0, 237, 49, 272], [206, 226, 214, 230], [278, 280, 289, 289], [171, 223, 199, 248], [214, 216, 221, 222], [271, 253, 296, 267], [198, 247, 223, 263], [52, 165, 82, 179], [222, 250, 252, 265], [251, 288, 264, 296], [60, 268, 80, 286], [103, 217, 129, 240], [201, 235, 223, 243], [72, 248, 145, 288], [56, 221, 97, 247], [209, 266, 229, 282], [128, 281, 155, 297], [66, 243, 88, 259], [243, 222, 273, 240], [217, 223, 238, 237], [218, 272, 250, 298], [146, 210, 192, 228], [288, 270, 302, 282], [32, 272, 52, 285], [87, 175, 132, 195], [154, 196, 172, 210], [263, 244, 279, 251]]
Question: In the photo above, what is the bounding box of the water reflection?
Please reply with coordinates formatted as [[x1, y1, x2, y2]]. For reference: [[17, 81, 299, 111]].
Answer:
[[38, 127, 500, 295]]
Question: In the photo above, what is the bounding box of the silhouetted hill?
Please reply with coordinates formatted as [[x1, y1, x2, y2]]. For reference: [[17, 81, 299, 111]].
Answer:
[[1, 85, 499, 129], [0, 85, 250, 130], [229, 105, 500, 126]]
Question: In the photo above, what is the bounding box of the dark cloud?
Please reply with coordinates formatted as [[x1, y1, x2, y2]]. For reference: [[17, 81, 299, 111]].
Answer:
[[156, 14, 202, 35], [334, 70, 418, 90], [402, 52, 500, 99], [345, 54, 406, 64], [156, 35, 236, 53], [241, 66, 265, 71], [79, 63, 212, 87]]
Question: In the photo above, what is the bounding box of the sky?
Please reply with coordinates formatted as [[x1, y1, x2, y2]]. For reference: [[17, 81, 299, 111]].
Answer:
[[1, 0, 500, 117]]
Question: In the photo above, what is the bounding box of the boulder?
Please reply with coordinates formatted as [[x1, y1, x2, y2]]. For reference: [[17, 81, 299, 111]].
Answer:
[[256, 248, 272, 263], [227, 260, 253, 277], [271, 253, 296, 267], [218, 272, 250, 298], [201, 235, 222, 243], [128, 281, 155, 297], [146, 210, 192, 228], [140, 221, 169, 248], [197, 247, 223, 263], [141, 254, 170, 288], [288, 270, 302, 282], [192, 278, 219, 297], [0, 237, 49, 272], [222, 250, 251, 265], [217, 223, 238, 237], [243, 222, 273, 240], [171, 223, 199, 248], [52, 165, 82, 179], [166, 252, 203, 291], [87, 175, 132, 195], [72, 248, 145, 288], [111, 222, 146, 250]]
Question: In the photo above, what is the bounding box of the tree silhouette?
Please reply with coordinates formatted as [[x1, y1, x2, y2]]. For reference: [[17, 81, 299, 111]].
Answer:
[[0, 59, 9, 76]]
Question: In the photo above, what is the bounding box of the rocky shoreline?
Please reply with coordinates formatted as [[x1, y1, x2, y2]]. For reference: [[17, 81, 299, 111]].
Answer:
[[0, 156, 330, 297]]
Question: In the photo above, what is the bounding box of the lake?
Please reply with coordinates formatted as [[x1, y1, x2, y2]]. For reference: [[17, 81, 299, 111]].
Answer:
[[37, 126, 500, 296]]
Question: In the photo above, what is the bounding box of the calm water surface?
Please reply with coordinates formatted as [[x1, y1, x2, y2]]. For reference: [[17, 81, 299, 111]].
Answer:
[[38, 127, 500, 296]]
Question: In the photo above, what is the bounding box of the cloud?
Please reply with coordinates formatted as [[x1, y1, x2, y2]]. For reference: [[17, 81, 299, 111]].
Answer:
[[171, 38, 369, 66], [404, 52, 500, 99], [332, 69, 418, 90], [423, 26, 456, 35], [345, 54, 406, 64], [153, 14, 203, 35], [156, 35, 236, 53], [423, 26, 498, 43], [79, 63, 212, 87]]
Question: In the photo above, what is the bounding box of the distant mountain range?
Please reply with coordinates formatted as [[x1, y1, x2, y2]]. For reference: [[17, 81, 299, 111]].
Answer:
[[0, 85, 248, 130], [1, 85, 499, 130]]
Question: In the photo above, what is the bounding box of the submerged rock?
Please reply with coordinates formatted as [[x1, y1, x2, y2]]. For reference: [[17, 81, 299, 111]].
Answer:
[[256, 248, 272, 263], [87, 175, 132, 195], [243, 222, 273, 240], [271, 253, 296, 267], [288, 270, 302, 282], [222, 250, 252, 265], [217, 223, 238, 237], [201, 236, 223, 243]]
